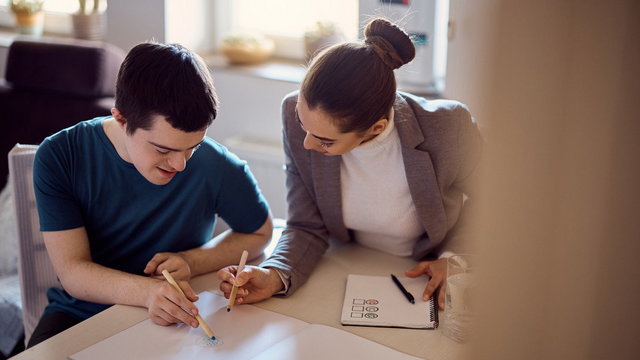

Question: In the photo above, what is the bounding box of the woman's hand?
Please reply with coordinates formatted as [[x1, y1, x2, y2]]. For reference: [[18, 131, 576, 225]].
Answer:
[[405, 258, 448, 309], [144, 252, 192, 282], [217, 265, 285, 305]]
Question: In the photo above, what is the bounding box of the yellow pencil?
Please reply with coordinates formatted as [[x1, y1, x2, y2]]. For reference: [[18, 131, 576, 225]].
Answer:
[[161, 269, 216, 340], [226, 250, 249, 312]]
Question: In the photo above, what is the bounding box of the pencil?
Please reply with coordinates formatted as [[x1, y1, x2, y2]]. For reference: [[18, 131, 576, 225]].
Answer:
[[161, 269, 216, 340], [226, 250, 249, 312]]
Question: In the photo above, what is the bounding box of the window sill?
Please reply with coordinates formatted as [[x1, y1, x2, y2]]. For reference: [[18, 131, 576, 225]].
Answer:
[[0, 27, 71, 48], [203, 53, 306, 84]]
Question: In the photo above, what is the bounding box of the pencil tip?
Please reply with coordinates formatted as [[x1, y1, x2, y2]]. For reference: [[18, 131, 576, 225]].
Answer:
[[210, 336, 216, 340], [226, 308, 231, 312]]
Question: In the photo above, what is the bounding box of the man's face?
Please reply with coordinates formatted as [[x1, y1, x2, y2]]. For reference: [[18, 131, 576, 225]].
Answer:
[[122, 115, 206, 185]]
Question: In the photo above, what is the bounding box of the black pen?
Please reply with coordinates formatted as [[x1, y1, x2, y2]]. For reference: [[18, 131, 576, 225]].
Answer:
[[391, 274, 415, 304]]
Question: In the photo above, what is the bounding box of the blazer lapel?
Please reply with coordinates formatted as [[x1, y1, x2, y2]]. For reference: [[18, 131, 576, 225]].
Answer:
[[310, 151, 350, 242], [394, 96, 448, 244]]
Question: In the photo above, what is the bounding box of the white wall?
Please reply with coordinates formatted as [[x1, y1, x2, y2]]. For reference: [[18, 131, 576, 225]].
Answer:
[[206, 71, 298, 142], [444, 0, 500, 126], [471, 1, 640, 359], [105, 0, 166, 52]]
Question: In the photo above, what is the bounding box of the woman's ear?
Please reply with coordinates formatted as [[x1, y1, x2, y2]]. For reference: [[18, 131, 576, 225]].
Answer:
[[369, 118, 389, 135]]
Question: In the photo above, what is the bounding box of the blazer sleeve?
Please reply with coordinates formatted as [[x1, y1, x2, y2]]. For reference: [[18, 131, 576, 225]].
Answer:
[[259, 92, 331, 295], [434, 103, 484, 257]]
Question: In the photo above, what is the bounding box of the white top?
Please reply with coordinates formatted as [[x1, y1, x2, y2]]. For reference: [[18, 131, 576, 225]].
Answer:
[[340, 111, 424, 257]]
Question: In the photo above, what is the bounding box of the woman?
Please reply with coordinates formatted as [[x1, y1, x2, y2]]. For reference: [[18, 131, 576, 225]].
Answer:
[[218, 18, 483, 309]]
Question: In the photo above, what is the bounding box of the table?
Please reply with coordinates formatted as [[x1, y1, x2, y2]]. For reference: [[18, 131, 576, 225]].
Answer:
[[11, 241, 467, 359]]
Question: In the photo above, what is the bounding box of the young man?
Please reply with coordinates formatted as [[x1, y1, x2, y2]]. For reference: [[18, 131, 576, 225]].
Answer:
[[29, 42, 272, 347]]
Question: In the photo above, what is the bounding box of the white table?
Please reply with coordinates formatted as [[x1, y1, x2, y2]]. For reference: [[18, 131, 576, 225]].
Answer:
[[11, 241, 467, 359]]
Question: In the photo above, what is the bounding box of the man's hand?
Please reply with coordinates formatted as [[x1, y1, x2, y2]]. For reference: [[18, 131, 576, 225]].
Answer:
[[405, 258, 448, 310], [217, 265, 284, 305], [146, 278, 201, 328], [144, 252, 192, 281]]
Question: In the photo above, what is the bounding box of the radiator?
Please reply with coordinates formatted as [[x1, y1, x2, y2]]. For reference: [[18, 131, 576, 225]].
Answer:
[[223, 136, 287, 220]]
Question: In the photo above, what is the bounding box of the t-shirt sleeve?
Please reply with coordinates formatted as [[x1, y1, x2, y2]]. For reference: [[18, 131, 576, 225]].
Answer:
[[215, 155, 270, 234], [33, 138, 85, 231]]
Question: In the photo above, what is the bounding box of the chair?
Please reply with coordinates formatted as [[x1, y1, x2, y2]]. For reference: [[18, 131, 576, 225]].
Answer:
[[8, 144, 57, 345], [0, 37, 125, 191]]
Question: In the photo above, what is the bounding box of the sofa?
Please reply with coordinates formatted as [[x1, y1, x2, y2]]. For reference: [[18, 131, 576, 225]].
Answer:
[[0, 37, 125, 190]]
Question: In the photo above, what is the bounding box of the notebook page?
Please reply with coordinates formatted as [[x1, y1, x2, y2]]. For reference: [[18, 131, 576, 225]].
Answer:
[[341, 274, 436, 328]]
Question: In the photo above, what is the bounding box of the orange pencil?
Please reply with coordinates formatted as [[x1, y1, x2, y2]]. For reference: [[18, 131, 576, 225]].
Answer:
[[226, 250, 249, 312], [161, 269, 216, 340]]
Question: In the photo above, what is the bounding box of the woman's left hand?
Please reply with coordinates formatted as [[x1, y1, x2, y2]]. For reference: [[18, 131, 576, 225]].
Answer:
[[405, 258, 448, 310], [144, 252, 192, 281]]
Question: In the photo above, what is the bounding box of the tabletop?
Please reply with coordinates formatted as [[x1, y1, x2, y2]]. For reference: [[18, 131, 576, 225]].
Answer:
[[11, 241, 468, 360]]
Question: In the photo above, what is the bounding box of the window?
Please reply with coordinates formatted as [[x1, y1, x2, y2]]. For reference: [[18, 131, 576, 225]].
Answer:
[[215, 0, 359, 59]]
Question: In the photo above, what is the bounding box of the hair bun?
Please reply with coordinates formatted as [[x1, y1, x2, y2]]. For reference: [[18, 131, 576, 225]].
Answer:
[[364, 18, 415, 70]]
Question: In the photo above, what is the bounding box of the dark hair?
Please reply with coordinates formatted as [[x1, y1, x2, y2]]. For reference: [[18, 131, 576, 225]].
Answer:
[[115, 42, 218, 134], [300, 18, 415, 134]]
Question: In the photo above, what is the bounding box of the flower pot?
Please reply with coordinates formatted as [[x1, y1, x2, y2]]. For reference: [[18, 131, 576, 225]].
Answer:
[[14, 11, 44, 36], [72, 12, 105, 41]]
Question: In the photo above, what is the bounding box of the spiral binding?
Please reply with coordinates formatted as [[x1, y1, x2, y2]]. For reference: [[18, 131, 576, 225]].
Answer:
[[429, 296, 439, 328]]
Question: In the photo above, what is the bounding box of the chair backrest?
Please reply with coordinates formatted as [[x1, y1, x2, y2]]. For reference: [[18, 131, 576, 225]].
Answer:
[[8, 144, 58, 344]]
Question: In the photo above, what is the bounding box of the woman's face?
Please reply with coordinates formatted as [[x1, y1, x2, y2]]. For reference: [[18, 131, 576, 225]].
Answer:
[[295, 98, 383, 156]]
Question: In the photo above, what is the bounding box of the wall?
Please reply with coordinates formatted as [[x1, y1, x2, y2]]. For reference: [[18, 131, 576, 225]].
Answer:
[[444, 0, 499, 126], [471, 1, 640, 359]]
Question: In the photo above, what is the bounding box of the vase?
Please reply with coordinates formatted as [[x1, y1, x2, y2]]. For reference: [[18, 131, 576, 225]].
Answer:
[[72, 12, 105, 41]]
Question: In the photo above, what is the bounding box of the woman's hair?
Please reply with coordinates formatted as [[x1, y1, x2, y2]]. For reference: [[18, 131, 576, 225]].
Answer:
[[300, 18, 415, 134], [115, 42, 218, 134]]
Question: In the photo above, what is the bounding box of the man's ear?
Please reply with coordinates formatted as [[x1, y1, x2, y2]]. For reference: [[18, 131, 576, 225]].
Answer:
[[111, 108, 127, 130]]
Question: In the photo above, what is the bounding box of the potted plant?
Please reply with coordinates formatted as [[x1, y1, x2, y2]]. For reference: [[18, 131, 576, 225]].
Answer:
[[10, 0, 45, 36], [72, 0, 105, 40], [303, 21, 344, 62]]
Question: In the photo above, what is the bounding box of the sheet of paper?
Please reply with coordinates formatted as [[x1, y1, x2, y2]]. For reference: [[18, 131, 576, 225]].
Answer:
[[70, 291, 308, 360], [250, 323, 421, 360]]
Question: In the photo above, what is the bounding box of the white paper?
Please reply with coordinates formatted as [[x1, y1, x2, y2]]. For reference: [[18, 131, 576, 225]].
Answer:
[[251, 323, 421, 360], [70, 291, 308, 360], [341, 274, 437, 328], [70, 291, 420, 360]]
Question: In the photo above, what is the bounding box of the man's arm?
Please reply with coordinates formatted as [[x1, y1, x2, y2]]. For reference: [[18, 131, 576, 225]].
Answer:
[[43, 227, 202, 327], [144, 215, 273, 279]]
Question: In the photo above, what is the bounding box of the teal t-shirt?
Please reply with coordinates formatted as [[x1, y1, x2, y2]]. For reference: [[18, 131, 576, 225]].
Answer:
[[34, 117, 269, 319]]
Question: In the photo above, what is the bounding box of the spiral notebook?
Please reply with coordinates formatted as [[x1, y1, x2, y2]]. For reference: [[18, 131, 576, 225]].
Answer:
[[340, 274, 438, 329]]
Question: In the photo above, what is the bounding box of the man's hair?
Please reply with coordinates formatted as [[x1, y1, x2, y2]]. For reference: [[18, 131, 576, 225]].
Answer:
[[115, 42, 218, 134]]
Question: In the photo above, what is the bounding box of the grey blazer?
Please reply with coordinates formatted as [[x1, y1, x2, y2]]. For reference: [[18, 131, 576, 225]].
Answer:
[[261, 91, 483, 295]]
